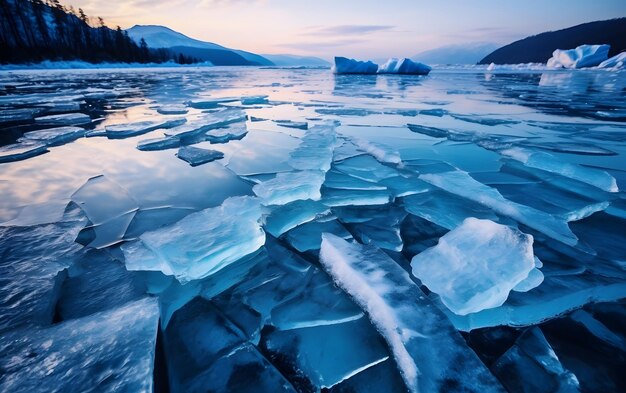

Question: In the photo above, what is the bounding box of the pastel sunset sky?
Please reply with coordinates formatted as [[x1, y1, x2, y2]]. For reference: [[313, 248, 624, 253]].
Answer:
[[68, 0, 626, 58]]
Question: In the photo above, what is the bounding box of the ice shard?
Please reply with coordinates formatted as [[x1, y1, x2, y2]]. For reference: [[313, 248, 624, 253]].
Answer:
[[492, 328, 580, 393], [176, 146, 224, 166], [319, 233, 505, 393], [19, 126, 85, 146], [253, 170, 326, 205], [419, 170, 579, 246], [501, 148, 618, 192], [105, 118, 186, 138], [122, 196, 265, 283], [0, 298, 159, 393]]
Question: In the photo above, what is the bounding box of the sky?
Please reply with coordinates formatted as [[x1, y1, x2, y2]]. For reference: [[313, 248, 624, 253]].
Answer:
[[68, 0, 626, 59]]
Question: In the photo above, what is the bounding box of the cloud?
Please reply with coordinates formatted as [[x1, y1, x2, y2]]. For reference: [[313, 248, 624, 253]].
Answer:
[[302, 25, 396, 36]]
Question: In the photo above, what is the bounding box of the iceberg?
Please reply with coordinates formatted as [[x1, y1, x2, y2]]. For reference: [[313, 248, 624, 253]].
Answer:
[[176, 146, 224, 166], [411, 218, 541, 315], [0, 298, 159, 393], [333, 56, 378, 74], [598, 51, 626, 69], [319, 234, 505, 393], [377, 58, 431, 75], [121, 196, 265, 283], [547, 44, 610, 69]]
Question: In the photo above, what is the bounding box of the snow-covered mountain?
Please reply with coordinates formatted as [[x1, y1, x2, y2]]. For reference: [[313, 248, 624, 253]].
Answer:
[[261, 54, 331, 67], [126, 25, 273, 66], [413, 43, 500, 65]]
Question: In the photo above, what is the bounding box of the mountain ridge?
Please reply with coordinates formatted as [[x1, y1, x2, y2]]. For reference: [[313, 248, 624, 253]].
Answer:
[[479, 18, 626, 64]]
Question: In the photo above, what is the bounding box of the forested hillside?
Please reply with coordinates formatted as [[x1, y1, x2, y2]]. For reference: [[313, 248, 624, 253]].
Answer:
[[479, 18, 626, 64], [0, 0, 198, 64]]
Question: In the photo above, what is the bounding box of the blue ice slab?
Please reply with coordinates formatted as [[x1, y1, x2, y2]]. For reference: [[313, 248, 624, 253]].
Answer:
[[0, 298, 159, 393], [56, 250, 146, 320], [262, 317, 391, 390], [288, 123, 337, 171], [165, 109, 247, 138], [323, 169, 387, 191], [0, 206, 86, 333], [253, 170, 326, 205], [401, 189, 500, 230], [264, 199, 331, 237], [241, 95, 269, 105], [501, 148, 618, 192], [319, 234, 505, 393], [285, 219, 353, 252], [137, 136, 181, 151], [19, 126, 85, 146], [270, 269, 364, 330], [187, 343, 297, 393], [321, 187, 392, 207], [0, 142, 48, 163], [34, 112, 91, 126], [420, 170, 579, 246], [122, 196, 265, 283], [205, 127, 247, 143], [274, 119, 308, 130], [71, 175, 139, 248], [187, 96, 240, 108], [176, 146, 224, 166], [105, 118, 186, 138], [334, 155, 399, 182], [156, 104, 188, 115], [492, 328, 580, 393]]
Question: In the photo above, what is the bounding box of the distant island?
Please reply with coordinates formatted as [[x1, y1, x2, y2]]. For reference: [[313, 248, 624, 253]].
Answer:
[[480, 18, 626, 64]]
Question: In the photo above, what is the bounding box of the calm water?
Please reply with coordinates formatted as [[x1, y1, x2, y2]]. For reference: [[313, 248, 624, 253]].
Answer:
[[1, 66, 625, 392]]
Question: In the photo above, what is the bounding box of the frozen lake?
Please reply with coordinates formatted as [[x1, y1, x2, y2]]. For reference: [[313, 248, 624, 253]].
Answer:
[[1, 66, 625, 392]]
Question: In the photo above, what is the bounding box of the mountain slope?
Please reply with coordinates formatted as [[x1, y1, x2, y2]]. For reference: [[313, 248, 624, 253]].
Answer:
[[126, 25, 273, 66], [413, 43, 500, 65], [261, 54, 331, 67], [0, 0, 180, 64], [126, 25, 225, 50], [167, 46, 250, 66], [479, 18, 626, 64]]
